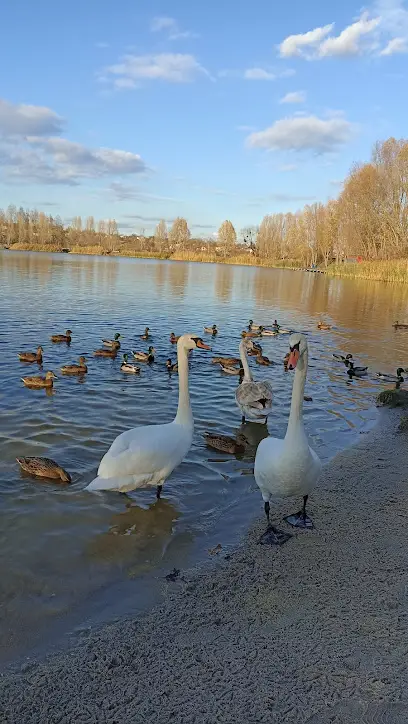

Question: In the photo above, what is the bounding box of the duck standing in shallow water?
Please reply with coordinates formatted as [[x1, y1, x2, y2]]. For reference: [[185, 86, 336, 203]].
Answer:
[[22, 371, 57, 389], [18, 346, 43, 364], [254, 333, 322, 545], [50, 329, 72, 343]]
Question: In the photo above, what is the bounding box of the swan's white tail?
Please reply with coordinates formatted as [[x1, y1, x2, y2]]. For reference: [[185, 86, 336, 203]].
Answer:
[[85, 474, 136, 492]]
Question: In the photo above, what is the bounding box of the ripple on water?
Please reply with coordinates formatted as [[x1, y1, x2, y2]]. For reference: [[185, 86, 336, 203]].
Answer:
[[2, 251, 408, 661]]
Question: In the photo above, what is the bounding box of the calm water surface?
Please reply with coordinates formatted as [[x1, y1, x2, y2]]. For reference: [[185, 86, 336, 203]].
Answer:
[[1, 251, 408, 662]]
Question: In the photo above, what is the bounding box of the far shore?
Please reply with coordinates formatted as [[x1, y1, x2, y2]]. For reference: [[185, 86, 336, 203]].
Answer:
[[2, 398, 408, 723], [3, 245, 408, 283]]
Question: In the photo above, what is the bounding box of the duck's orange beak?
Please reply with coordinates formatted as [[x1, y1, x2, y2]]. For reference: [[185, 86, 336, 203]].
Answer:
[[197, 340, 211, 350], [288, 349, 299, 370]]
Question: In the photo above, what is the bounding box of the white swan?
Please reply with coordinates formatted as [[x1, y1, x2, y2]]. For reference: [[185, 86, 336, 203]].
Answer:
[[254, 332, 322, 545], [86, 334, 210, 495], [235, 339, 273, 424]]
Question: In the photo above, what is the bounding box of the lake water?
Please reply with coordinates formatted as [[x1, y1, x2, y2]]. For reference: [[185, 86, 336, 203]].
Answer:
[[1, 250, 408, 663]]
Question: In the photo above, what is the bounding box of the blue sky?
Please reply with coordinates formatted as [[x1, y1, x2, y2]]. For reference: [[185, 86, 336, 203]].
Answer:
[[0, 0, 407, 237]]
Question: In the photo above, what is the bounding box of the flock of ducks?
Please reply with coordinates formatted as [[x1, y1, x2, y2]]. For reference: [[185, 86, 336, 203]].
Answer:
[[333, 352, 407, 385], [15, 317, 408, 546]]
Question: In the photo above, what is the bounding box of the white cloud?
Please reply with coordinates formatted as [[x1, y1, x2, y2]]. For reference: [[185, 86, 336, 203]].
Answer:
[[279, 91, 306, 104], [279, 24, 334, 57], [0, 98, 64, 137], [278, 7, 408, 60], [318, 13, 380, 57], [247, 114, 354, 153], [105, 53, 208, 87], [380, 36, 408, 53], [244, 67, 276, 80], [0, 100, 148, 187], [150, 16, 198, 40]]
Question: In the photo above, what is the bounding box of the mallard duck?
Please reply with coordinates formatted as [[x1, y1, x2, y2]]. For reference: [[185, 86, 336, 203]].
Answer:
[[22, 371, 57, 388], [140, 327, 150, 340], [304, 395, 313, 402], [347, 361, 368, 378], [132, 346, 155, 363], [61, 356, 88, 374], [170, 332, 180, 344], [333, 353, 353, 364], [166, 358, 178, 372], [248, 320, 262, 331], [377, 368, 404, 383], [212, 357, 240, 366], [204, 324, 218, 335], [204, 432, 248, 454], [50, 329, 72, 343], [260, 327, 278, 337], [317, 321, 331, 330], [256, 350, 273, 366], [16, 456, 71, 483], [219, 363, 244, 375], [272, 320, 280, 331], [94, 347, 118, 357], [283, 352, 290, 368], [393, 321, 408, 330], [18, 346, 43, 364], [102, 333, 121, 349], [120, 354, 140, 374]]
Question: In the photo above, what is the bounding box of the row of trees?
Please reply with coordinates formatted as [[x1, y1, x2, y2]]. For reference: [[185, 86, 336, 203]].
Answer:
[[1, 137, 407, 264]]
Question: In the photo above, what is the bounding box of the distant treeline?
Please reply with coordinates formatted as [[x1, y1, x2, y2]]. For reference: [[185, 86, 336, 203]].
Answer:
[[1, 137, 408, 270]]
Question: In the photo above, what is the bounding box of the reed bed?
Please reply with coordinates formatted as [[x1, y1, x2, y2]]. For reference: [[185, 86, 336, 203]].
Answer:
[[326, 260, 408, 283]]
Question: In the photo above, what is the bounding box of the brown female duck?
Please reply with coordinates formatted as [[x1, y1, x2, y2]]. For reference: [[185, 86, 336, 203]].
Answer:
[[204, 432, 248, 454], [22, 371, 57, 388], [51, 329, 72, 343], [18, 346, 43, 364], [61, 356, 88, 374], [16, 456, 71, 483]]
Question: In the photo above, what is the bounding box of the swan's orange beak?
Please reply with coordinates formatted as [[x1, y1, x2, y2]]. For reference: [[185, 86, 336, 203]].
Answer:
[[197, 339, 211, 350], [288, 349, 299, 370]]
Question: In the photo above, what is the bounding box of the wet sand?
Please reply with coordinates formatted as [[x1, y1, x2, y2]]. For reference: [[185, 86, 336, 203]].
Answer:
[[2, 407, 408, 724]]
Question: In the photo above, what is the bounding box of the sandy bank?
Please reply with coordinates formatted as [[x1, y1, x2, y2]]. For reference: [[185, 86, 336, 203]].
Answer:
[[2, 408, 408, 723]]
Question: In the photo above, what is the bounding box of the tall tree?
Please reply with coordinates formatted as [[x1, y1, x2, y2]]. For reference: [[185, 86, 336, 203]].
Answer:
[[168, 217, 190, 248], [217, 220, 237, 254]]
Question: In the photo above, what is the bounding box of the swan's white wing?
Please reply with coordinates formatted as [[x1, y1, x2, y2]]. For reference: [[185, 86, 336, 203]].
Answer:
[[87, 422, 192, 491], [255, 436, 322, 499]]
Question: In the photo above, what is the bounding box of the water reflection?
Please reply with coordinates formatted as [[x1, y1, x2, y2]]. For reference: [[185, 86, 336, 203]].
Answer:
[[87, 499, 180, 574]]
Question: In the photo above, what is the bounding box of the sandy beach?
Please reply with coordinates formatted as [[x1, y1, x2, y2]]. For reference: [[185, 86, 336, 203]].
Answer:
[[2, 405, 408, 724]]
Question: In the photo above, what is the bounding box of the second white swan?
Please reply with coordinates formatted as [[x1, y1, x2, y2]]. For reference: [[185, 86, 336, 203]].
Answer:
[[254, 332, 321, 545]]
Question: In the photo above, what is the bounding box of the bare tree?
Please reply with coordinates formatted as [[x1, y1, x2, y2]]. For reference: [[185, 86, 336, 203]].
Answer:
[[217, 220, 237, 255], [168, 217, 190, 249]]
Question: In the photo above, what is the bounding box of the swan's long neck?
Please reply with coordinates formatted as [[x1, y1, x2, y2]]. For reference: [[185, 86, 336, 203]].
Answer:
[[285, 349, 308, 438], [239, 341, 252, 382], [174, 342, 193, 427]]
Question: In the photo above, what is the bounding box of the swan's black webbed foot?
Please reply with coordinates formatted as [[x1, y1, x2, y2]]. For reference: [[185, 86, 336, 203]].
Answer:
[[258, 525, 292, 545]]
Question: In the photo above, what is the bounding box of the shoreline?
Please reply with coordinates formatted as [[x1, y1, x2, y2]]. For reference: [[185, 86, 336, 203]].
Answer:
[[2, 405, 408, 723], [3, 247, 408, 284]]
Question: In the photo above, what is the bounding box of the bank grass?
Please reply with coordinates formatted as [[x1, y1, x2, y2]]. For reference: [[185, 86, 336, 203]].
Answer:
[[8, 242, 65, 253], [326, 260, 408, 283], [170, 250, 299, 269]]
